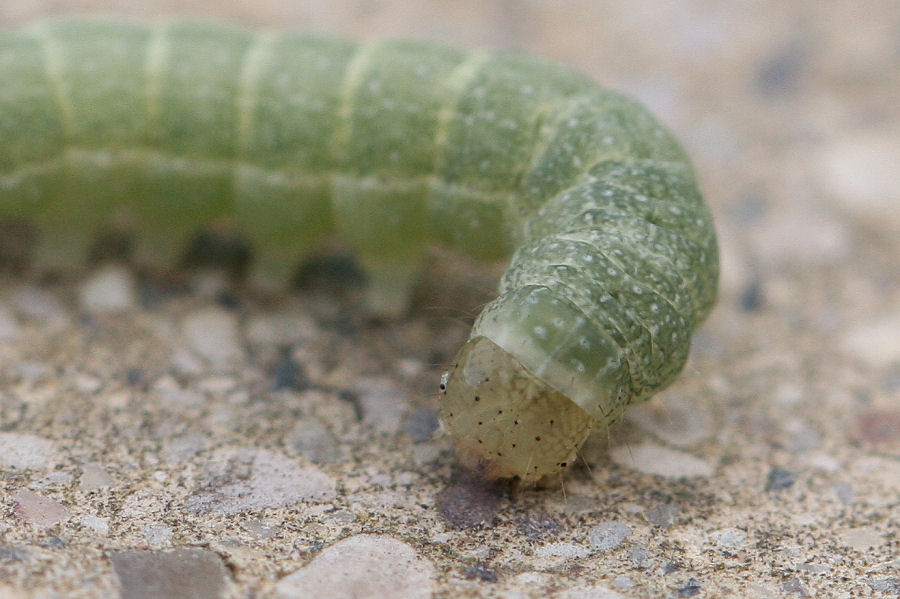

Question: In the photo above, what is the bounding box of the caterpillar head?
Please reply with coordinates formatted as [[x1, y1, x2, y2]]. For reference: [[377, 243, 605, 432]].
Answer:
[[439, 336, 594, 483]]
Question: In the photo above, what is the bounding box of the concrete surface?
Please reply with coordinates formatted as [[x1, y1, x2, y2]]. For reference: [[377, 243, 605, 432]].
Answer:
[[0, 1, 897, 598]]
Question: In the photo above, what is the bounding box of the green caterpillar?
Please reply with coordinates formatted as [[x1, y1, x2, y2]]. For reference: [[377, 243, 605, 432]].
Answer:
[[0, 18, 718, 482]]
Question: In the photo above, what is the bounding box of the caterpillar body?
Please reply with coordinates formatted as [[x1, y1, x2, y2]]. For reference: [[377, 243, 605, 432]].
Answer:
[[0, 19, 718, 482]]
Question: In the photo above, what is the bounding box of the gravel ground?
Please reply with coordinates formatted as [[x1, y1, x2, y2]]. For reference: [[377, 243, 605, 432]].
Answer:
[[1, 2, 897, 598]]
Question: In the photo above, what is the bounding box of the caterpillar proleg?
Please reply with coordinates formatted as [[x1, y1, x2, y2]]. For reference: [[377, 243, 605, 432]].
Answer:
[[0, 18, 718, 482]]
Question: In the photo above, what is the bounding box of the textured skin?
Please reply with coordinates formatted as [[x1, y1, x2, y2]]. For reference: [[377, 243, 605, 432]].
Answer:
[[0, 18, 719, 481]]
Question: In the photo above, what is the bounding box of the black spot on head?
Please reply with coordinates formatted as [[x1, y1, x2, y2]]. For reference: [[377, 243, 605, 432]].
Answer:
[[535, 436, 542, 441]]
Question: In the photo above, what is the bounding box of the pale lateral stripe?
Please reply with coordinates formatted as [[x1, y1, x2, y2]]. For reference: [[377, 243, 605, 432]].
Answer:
[[0, 147, 509, 208], [423, 51, 512, 226], [430, 50, 490, 175], [28, 22, 76, 139], [144, 22, 169, 134], [233, 31, 275, 202], [330, 40, 381, 167], [235, 31, 274, 155]]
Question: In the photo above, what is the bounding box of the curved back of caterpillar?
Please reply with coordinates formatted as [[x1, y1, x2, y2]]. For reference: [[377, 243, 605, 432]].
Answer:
[[0, 18, 718, 482]]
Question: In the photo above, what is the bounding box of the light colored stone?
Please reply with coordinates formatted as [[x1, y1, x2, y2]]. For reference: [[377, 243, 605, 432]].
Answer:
[[354, 376, 409, 434], [610, 442, 714, 478], [0, 433, 55, 470], [534, 542, 591, 561], [11, 286, 67, 325], [111, 548, 228, 599], [185, 449, 336, 515], [839, 526, 885, 551], [840, 315, 900, 368], [80, 463, 115, 490], [817, 131, 900, 232], [181, 307, 244, 368], [588, 522, 632, 551], [711, 528, 747, 549], [274, 534, 435, 599], [143, 524, 174, 547], [625, 395, 713, 447], [13, 490, 70, 528], [80, 515, 110, 535], [78, 264, 137, 313]]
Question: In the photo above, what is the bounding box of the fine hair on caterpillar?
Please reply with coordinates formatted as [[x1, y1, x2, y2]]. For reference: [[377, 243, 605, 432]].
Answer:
[[0, 17, 719, 483]]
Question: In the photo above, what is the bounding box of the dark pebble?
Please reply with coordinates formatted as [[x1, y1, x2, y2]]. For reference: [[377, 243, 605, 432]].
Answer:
[[766, 468, 796, 492]]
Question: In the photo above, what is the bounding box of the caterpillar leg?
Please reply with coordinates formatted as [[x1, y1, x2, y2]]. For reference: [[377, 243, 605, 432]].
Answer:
[[358, 254, 423, 318], [31, 217, 95, 271]]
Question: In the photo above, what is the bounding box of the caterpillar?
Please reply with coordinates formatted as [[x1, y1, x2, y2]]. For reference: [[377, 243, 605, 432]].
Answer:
[[0, 18, 718, 482]]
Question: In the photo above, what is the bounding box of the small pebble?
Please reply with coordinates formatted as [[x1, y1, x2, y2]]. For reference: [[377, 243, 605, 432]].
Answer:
[[185, 449, 336, 515], [780, 577, 809, 597], [78, 264, 137, 313], [610, 442, 714, 478], [629, 545, 652, 569], [516, 512, 562, 541], [28, 471, 72, 490], [839, 526, 885, 551], [80, 515, 109, 535], [287, 418, 342, 464], [111, 548, 228, 599], [866, 578, 900, 595], [0, 434, 55, 470], [841, 316, 900, 369], [272, 353, 310, 391], [12, 490, 70, 528], [181, 307, 244, 368], [143, 524, 174, 547], [645, 503, 680, 528], [273, 534, 435, 599], [463, 564, 498, 582], [354, 377, 409, 434], [626, 396, 713, 447], [817, 132, 900, 232], [80, 463, 115, 491], [534, 542, 590, 561], [676, 578, 702, 597], [711, 528, 747, 550], [11, 287, 67, 324], [588, 522, 631, 551], [766, 468, 796, 492]]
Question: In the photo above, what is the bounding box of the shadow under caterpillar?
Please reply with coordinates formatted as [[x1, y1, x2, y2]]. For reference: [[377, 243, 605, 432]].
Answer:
[[0, 18, 718, 482]]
